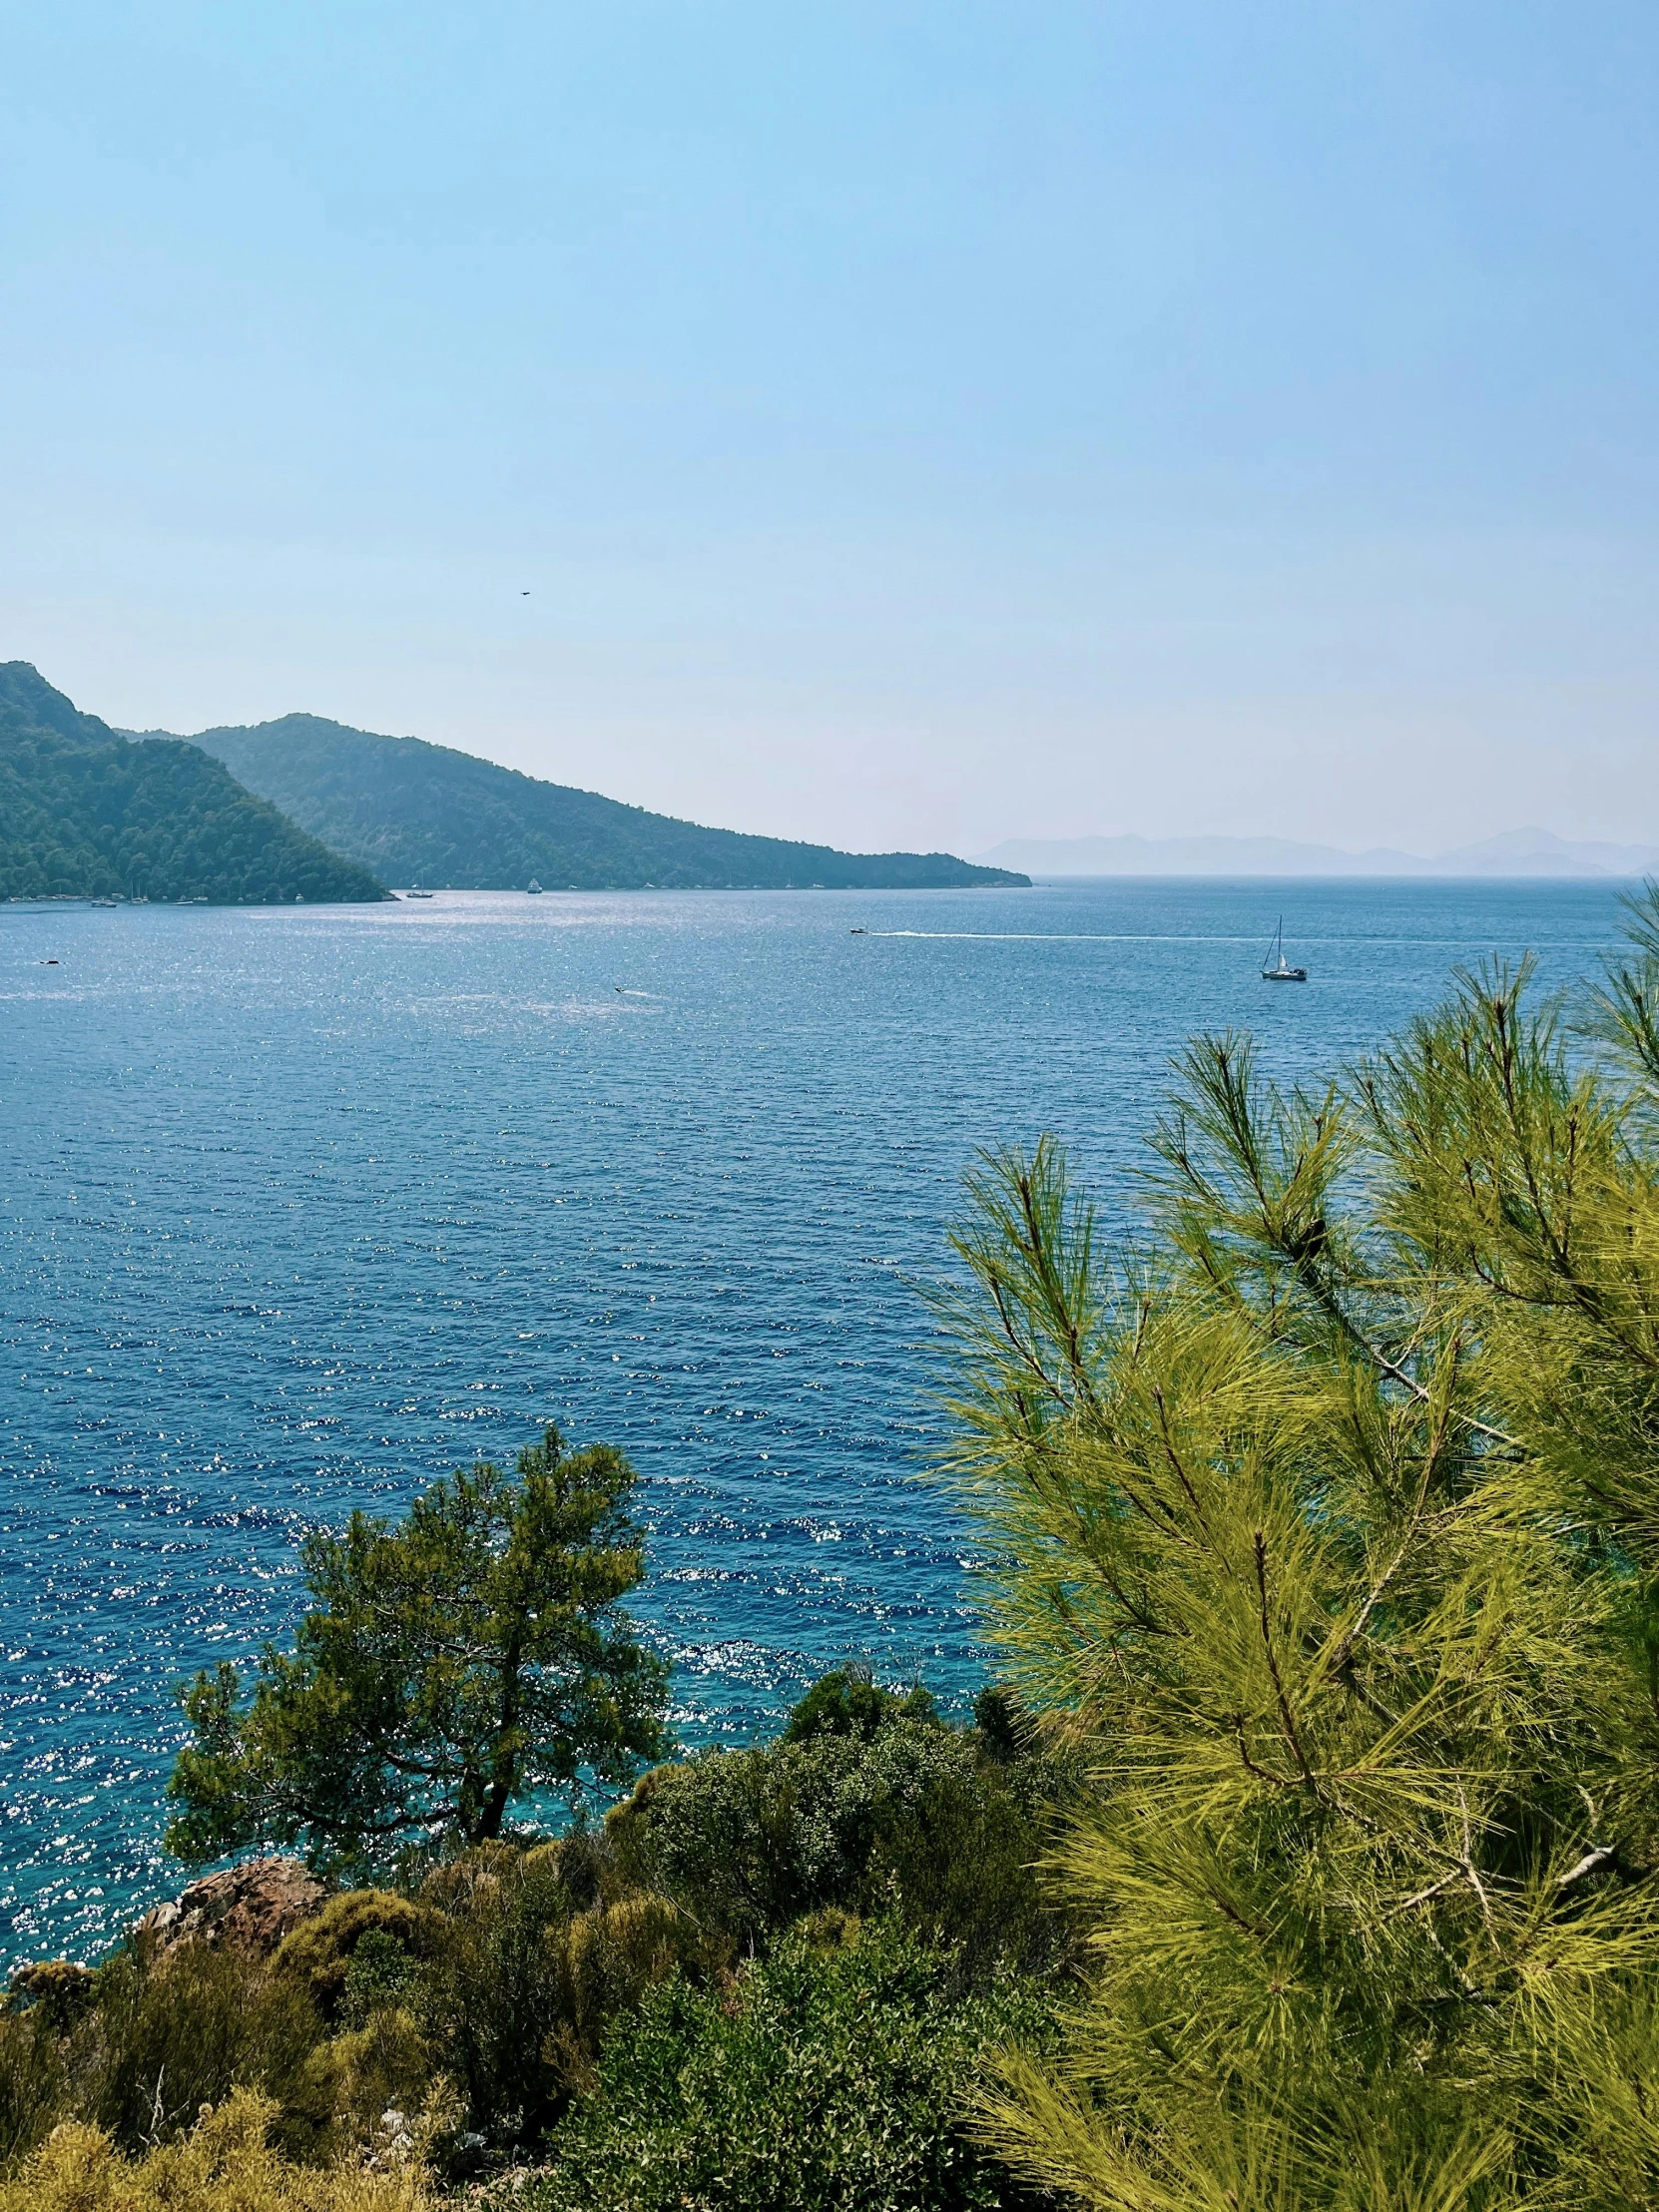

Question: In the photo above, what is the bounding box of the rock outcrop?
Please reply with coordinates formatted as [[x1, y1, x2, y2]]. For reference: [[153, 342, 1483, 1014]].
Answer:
[[136, 1856, 327, 1962]]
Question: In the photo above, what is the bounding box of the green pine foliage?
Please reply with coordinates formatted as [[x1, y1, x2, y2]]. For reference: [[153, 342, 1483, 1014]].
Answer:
[[169, 713, 1029, 891], [936, 891, 1659, 2212], [0, 664, 389, 904], [167, 1426, 671, 1877]]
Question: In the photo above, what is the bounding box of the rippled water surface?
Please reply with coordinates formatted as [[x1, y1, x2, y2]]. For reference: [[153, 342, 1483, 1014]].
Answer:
[[0, 878, 1629, 1960]]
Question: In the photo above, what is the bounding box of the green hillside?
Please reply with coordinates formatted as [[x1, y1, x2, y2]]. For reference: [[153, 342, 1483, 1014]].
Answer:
[[0, 666, 390, 905], [152, 713, 1028, 891]]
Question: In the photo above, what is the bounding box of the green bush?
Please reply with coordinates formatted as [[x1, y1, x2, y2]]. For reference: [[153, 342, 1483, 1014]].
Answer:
[[409, 1838, 718, 2147], [608, 1713, 1052, 1971], [274, 1893, 441, 2022], [7, 1961, 97, 2034], [522, 1921, 1054, 2212], [862, 1758, 1059, 1983], [410, 1842, 576, 2146], [339, 1933, 418, 2029], [782, 1669, 938, 1745], [290, 2003, 437, 2168]]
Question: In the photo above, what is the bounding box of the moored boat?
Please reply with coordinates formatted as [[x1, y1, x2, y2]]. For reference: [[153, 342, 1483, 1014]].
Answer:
[[1261, 919, 1308, 982]]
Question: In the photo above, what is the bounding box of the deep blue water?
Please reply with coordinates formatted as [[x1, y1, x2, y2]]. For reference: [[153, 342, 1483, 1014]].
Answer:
[[0, 877, 1631, 1963]]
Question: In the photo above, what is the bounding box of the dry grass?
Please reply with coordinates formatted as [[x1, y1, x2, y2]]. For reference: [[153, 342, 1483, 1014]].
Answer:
[[0, 2089, 431, 2211]]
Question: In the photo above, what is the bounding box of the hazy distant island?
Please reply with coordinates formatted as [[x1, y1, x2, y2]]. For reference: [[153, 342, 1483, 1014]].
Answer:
[[975, 829, 1659, 879], [0, 663, 389, 906], [131, 710, 1030, 893]]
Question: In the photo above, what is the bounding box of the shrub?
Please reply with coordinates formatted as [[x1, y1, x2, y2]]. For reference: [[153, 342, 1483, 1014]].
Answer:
[[292, 2005, 437, 2168], [0, 2009, 65, 2173], [274, 1894, 441, 2022], [7, 1960, 97, 2033], [520, 1920, 1054, 2212], [339, 1933, 417, 2029], [542, 1892, 716, 2094], [609, 1713, 1051, 1969], [0, 2088, 430, 2210], [862, 1758, 1059, 1982], [782, 1669, 938, 1744], [411, 1843, 576, 2146], [410, 1839, 715, 2145], [968, 1686, 1028, 1766], [88, 1942, 324, 2154]]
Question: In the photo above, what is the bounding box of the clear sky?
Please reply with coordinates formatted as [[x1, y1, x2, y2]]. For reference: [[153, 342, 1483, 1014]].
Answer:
[[4, 3, 1657, 856]]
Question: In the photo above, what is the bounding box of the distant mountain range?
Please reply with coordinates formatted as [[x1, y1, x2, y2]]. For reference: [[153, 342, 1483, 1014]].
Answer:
[[0, 664, 388, 905], [973, 830, 1659, 879], [131, 713, 1029, 893]]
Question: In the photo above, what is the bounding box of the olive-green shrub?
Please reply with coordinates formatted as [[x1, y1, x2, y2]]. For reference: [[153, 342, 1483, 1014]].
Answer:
[[0, 2007, 66, 2171], [88, 1942, 324, 2154], [607, 1714, 1053, 1972], [412, 1838, 717, 2145], [274, 1893, 441, 2022], [518, 1919, 1054, 2212]]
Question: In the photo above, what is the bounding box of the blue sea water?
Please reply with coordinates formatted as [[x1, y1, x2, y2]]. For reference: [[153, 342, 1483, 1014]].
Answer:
[[0, 876, 1632, 1964]]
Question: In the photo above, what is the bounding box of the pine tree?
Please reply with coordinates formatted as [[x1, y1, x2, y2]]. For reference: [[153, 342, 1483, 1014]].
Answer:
[[938, 892, 1659, 2210], [167, 1425, 670, 1876]]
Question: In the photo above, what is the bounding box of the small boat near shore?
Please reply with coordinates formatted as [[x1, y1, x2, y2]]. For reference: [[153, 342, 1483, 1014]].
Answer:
[[1261, 919, 1307, 982]]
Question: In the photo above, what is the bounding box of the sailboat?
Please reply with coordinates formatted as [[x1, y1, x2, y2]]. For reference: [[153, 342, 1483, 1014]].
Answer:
[[1261, 919, 1307, 982]]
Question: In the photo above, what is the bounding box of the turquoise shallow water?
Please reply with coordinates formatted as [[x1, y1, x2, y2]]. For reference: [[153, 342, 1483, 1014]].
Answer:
[[0, 876, 1631, 1962]]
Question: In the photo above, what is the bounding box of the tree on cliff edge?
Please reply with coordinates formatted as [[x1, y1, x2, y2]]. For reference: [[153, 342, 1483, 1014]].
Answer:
[[166, 1425, 671, 1876]]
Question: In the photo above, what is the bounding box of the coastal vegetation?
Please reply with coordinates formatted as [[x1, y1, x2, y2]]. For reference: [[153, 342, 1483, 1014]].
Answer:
[[175, 712, 1030, 891], [11, 890, 1659, 2205], [167, 1429, 671, 1872], [0, 665, 389, 905], [937, 893, 1659, 2210], [0, 1671, 1062, 2206]]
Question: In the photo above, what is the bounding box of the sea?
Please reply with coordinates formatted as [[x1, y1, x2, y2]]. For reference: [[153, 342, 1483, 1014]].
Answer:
[[0, 876, 1634, 1965]]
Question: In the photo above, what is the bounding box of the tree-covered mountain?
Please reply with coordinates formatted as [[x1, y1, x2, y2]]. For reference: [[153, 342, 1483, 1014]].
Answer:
[[146, 713, 1027, 891], [1, 666, 390, 905]]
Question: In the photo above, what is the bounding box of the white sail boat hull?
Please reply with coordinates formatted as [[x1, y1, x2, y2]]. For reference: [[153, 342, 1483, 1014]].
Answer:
[[1261, 918, 1308, 981]]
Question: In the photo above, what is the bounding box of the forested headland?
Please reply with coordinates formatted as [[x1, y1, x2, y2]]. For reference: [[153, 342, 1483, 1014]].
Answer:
[[10, 893, 1659, 2210], [162, 713, 1029, 891], [0, 666, 389, 906]]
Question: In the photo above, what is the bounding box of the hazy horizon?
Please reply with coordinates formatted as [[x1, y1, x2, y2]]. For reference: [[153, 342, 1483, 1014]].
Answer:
[[973, 827, 1659, 880], [5, 6, 1658, 856], [99, 689, 1650, 867]]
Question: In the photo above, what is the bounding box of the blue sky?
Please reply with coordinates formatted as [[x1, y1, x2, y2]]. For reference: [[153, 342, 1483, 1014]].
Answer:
[[4, 3, 1657, 854]]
